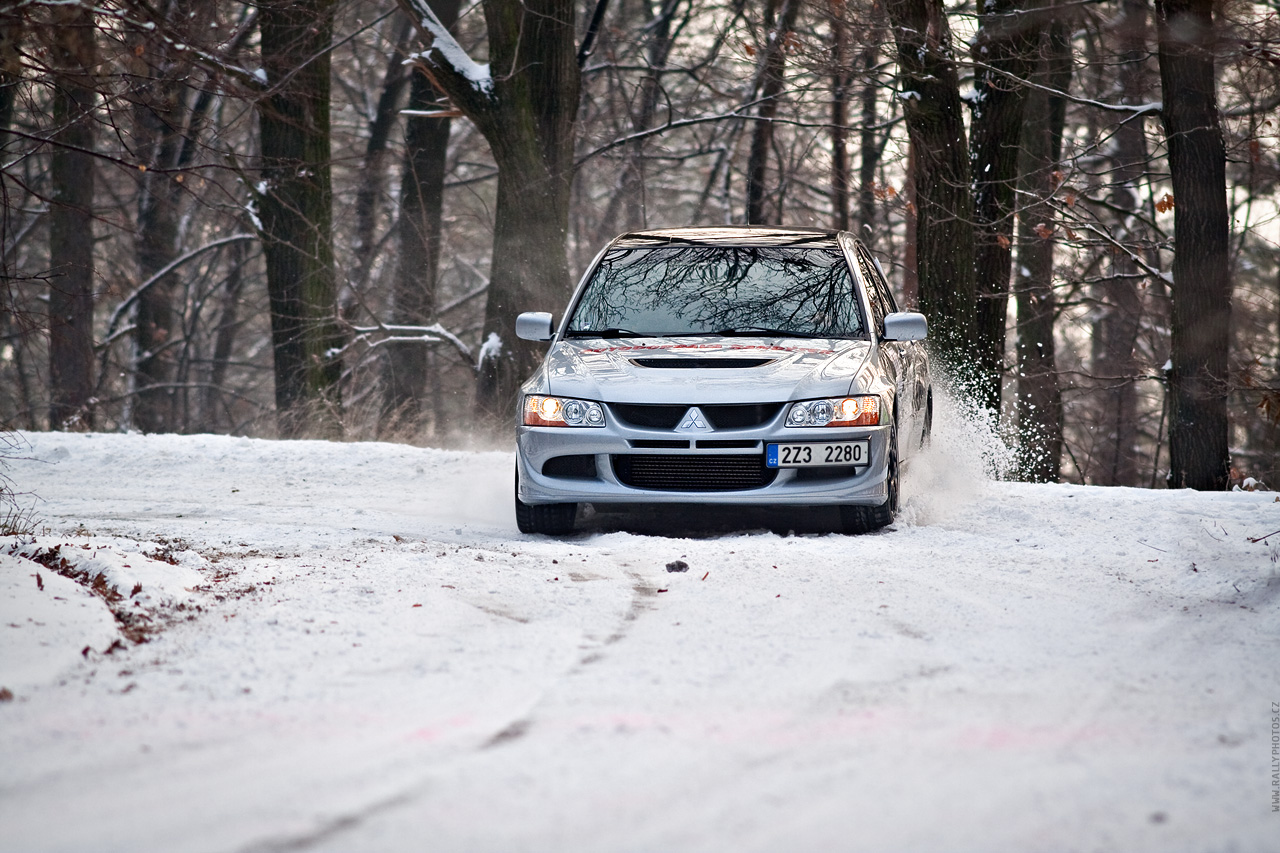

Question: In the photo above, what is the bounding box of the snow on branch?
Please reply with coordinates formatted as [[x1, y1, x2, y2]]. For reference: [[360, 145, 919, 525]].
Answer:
[[342, 322, 475, 368], [103, 234, 259, 346], [399, 0, 493, 98], [969, 57, 1161, 117]]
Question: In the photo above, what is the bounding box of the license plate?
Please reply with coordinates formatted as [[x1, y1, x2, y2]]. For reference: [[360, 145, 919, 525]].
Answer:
[[766, 440, 870, 468]]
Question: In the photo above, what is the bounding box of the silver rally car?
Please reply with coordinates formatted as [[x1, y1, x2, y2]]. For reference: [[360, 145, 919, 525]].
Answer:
[[513, 226, 931, 535]]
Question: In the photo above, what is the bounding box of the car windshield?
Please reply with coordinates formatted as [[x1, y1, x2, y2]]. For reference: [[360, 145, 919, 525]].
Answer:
[[564, 246, 866, 339]]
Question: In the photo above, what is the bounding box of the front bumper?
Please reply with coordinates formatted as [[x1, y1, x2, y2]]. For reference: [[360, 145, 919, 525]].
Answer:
[[516, 402, 891, 507]]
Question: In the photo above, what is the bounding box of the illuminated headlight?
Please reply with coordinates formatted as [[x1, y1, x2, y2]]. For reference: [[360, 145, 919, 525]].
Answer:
[[523, 395, 605, 427], [785, 395, 880, 427]]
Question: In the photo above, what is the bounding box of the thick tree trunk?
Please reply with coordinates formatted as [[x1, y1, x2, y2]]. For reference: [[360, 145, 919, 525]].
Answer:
[[381, 0, 462, 437], [745, 0, 801, 224], [475, 137, 577, 420], [47, 6, 97, 431], [1092, 0, 1150, 486], [1014, 19, 1070, 482], [257, 0, 344, 439], [969, 0, 1039, 416], [0, 17, 18, 154], [885, 0, 976, 372], [1155, 0, 1231, 490]]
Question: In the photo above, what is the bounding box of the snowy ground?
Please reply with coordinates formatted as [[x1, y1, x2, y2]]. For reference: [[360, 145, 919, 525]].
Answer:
[[1, 423, 1278, 853]]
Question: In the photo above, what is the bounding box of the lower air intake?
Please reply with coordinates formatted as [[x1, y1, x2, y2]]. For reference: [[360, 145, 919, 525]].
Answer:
[[611, 454, 775, 491]]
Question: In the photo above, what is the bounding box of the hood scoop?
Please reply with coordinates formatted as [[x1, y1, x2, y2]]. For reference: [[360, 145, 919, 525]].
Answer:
[[630, 357, 776, 369]]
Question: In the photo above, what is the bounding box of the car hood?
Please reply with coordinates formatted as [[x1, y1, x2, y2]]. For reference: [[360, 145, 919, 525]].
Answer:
[[537, 337, 873, 404]]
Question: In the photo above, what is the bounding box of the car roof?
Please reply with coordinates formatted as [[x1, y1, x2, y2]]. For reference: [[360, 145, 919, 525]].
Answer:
[[612, 226, 845, 249]]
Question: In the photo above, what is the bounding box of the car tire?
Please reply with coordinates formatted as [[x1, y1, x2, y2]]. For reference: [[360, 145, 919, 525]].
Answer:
[[839, 426, 898, 534], [514, 469, 577, 535]]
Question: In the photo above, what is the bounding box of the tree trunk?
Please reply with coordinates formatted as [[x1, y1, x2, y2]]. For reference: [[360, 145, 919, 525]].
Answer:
[[350, 15, 413, 304], [47, 6, 97, 431], [1014, 18, 1070, 483], [829, 0, 851, 231], [1092, 0, 1150, 486], [0, 16, 19, 154], [381, 0, 462, 437], [256, 0, 344, 439], [885, 0, 976, 372], [969, 0, 1039, 416], [901, 142, 918, 308], [203, 235, 246, 431], [745, 0, 801, 224], [130, 46, 185, 434], [855, 29, 881, 240], [608, 0, 680, 233], [1155, 0, 1231, 490]]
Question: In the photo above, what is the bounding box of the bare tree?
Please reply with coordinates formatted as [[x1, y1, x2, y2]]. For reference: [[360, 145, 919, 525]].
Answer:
[[1014, 15, 1071, 482], [256, 0, 345, 438], [969, 0, 1041, 415], [381, 0, 463, 436], [1155, 0, 1230, 489], [884, 0, 976, 373], [45, 3, 97, 430], [745, 0, 801, 224]]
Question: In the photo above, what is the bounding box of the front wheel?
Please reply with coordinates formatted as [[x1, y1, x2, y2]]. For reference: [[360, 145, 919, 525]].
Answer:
[[514, 469, 577, 535], [839, 428, 898, 534]]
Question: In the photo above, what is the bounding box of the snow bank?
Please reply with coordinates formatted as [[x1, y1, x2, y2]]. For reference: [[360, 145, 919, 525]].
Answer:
[[6, 536, 205, 608], [0, 553, 120, 697], [1, 534, 206, 699]]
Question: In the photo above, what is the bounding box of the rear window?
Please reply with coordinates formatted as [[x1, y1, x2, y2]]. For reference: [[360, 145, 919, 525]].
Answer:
[[565, 246, 866, 339]]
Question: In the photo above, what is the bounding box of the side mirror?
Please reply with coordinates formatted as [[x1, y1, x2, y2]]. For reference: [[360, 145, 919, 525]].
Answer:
[[882, 312, 927, 342], [515, 311, 555, 341]]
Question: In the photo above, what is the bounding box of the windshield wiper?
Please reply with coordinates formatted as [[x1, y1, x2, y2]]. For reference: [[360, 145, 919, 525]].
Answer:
[[563, 328, 652, 339], [711, 326, 828, 339]]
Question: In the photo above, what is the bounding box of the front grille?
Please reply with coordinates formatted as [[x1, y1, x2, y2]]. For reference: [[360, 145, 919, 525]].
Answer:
[[610, 404, 686, 429], [702, 403, 784, 429], [609, 402, 784, 430], [611, 454, 776, 491]]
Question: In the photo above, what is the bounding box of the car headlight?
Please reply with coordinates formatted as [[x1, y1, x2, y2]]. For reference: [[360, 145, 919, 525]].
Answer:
[[785, 395, 880, 427], [523, 395, 605, 427]]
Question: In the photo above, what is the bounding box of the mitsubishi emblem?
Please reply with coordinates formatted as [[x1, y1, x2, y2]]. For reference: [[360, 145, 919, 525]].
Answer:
[[676, 406, 713, 433]]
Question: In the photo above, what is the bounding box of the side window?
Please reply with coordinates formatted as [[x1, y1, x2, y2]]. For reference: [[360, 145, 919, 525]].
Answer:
[[855, 247, 890, 332], [859, 246, 899, 316]]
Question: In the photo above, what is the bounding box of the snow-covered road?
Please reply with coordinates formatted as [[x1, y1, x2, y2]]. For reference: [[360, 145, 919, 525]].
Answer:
[[2, 428, 1277, 852]]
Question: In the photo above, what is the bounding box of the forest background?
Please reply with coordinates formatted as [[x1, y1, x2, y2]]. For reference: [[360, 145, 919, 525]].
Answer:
[[0, 0, 1277, 491]]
